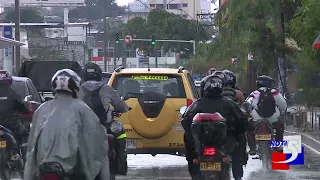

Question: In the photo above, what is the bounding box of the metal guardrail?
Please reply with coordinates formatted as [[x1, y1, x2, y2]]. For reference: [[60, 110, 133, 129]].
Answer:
[[285, 106, 320, 132]]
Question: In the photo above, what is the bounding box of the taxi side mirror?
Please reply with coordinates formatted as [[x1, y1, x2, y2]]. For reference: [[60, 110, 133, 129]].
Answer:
[[179, 106, 187, 115]]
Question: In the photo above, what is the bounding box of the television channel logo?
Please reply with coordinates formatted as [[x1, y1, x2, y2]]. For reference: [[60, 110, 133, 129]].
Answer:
[[270, 135, 304, 170]]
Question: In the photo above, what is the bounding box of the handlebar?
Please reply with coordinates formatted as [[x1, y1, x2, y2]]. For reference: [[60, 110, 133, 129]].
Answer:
[[111, 107, 132, 118]]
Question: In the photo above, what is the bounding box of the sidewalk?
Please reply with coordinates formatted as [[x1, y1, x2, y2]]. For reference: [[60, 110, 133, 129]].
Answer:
[[285, 125, 320, 152]]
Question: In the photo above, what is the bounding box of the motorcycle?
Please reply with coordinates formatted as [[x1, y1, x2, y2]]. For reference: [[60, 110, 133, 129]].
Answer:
[[180, 106, 231, 180], [251, 119, 275, 169], [0, 95, 32, 180]]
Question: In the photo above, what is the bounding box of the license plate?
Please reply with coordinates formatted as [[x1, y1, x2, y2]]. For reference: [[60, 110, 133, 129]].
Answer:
[[0, 141, 6, 148], [200, 162, 221, 171], [126, 139, 136, 149], [255, 134, 271, 140]]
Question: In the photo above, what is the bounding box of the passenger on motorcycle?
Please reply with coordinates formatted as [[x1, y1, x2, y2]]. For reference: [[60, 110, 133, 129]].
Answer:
[[245, 75, 287, 155], [24, 69, 110, 180], [222, 70, 245, 105], [182, 75, 248, 180], [221, 70, 248, 177], [79, 62, 129, 175], [0, 70, 29, 140]]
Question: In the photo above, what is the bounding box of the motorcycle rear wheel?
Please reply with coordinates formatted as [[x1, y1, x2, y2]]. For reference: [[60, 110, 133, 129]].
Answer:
[[0, 150, 12, 180], [258, 141, 271, 170]]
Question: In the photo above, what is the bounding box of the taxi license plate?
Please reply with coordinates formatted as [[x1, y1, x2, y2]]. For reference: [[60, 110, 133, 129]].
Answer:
[[126, 139, 136, 149], [0, 141, 6, 148], [200, 162, 221, 171], [255, 134, 271, 140]]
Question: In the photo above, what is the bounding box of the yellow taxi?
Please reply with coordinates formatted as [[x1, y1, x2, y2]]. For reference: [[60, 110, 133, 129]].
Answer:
[[108, 66, 200, 155]]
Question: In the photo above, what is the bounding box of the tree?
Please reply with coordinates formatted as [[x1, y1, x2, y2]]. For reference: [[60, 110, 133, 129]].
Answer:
[[124, 9, 211, 59], [289, 0, 320, 105], [4, 8, 43, 23], [69, 0, 125, 20]]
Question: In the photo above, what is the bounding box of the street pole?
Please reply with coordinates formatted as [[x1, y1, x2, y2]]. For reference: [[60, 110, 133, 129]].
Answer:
[[103, 1, 107, 72], [15, 0, 20, 74]]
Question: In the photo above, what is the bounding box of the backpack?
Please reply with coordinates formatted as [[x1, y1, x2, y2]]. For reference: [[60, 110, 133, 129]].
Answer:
[[256, 88, 276, 118], [222, 87, 238, 103], [82, 86, 107, 125]]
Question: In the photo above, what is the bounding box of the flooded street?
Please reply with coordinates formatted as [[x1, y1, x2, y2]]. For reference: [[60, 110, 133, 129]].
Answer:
[[118, 145, 320, 180]]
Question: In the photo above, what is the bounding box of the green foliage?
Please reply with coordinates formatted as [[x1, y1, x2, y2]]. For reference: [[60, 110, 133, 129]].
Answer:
[[124, 10, 210, 59], [289, 0, 320, 104], [4, 8, 43, 23], [69, 0, 124, 20]]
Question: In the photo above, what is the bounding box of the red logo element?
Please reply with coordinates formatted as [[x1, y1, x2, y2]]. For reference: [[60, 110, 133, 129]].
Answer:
[[271, 152, 289, 170]]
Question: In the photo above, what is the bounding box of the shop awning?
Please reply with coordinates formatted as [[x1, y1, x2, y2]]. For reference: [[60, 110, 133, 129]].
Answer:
[[0, 36, 25, 49]]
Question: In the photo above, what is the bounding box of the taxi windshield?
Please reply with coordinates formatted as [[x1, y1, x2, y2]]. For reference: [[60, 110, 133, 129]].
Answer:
[[112, 74, 186, 98]]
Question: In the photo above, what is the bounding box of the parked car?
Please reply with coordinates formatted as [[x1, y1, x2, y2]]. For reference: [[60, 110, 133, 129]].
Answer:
[[195, 80, 201, 96], [11, 76, 42, 122]]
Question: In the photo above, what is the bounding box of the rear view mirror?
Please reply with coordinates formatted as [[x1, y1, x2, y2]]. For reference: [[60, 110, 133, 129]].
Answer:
[[24, 95, 32, 102], [179, 106, 187, 115], [121, 94, 130, 101]]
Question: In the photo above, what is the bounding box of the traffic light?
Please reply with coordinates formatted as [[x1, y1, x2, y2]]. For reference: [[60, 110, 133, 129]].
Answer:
[[115, 33, 119, 44], [151, 34, 155, 45]]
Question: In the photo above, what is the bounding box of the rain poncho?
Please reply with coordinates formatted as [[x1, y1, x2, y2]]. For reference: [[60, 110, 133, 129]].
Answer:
[[24, 93, 110, 180]]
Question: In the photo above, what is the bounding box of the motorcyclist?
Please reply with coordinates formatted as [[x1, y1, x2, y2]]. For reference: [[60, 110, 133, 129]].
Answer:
[[0, 70, 29, 140], [78, 62, 129, 176], [182, 75, 248, 180], [24, 69, 110, 180], [245, 75, 287, 155], [222, 70, 245, 105], [221, 70, 248, 175]]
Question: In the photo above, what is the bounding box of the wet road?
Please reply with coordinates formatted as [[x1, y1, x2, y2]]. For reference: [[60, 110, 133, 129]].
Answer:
[[117, 145, 320, 180]]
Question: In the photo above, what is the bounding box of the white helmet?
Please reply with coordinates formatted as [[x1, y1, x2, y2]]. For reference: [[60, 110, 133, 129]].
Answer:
[[51, 69, 81, 97]]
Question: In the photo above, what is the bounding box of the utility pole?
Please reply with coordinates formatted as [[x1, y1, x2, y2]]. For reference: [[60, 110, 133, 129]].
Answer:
[[103, 1, 108, 72], [276, 0, 287, 94], [114, 32, 119, 70], [14, 0, 20, 74]]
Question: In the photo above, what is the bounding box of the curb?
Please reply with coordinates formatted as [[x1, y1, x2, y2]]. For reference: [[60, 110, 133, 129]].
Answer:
[[285, 130, 320, 152]]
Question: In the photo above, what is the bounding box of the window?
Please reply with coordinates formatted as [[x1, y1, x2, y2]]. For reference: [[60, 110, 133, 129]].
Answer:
[[168, 4, 178, 9], [98, 49, 104, 57], [182, 3, 187, 7], [11, 81, 27, 99], [187, 73, 200, 98], [155, 4, 163, 9], [150, 4, 155, 8], [112, 74, 186, 98], [27, 80, 42, 102]]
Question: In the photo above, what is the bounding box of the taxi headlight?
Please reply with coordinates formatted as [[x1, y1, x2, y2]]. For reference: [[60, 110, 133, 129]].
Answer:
[[0, 130, 3, 135], [110, 121, 123, 134]]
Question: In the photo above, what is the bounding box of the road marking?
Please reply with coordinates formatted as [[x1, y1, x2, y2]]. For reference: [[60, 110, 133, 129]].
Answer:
[[302, 142, 320, 155]]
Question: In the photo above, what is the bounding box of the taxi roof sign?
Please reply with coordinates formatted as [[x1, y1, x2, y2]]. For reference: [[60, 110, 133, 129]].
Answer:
[[132, 75, 168, 80]]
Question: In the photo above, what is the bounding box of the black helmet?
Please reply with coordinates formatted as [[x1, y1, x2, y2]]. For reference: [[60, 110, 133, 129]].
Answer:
[[256, 75, 274, 88], [200, 75, 223, 97], [51, 69, 81, 98], [212, 71, 227, 86], [82, 62, 102, 82], [223, 70, 236, 88], [0, 70, 13, 85]]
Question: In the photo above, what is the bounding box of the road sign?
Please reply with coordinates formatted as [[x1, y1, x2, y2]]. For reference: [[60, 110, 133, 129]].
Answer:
[[248, 52, 254, 60], [136, 48, 146, 57], [124, 35, 132, 44]]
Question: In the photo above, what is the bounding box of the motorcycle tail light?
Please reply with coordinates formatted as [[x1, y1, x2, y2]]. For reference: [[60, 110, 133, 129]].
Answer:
[[20, 105, 35, 118], [203, 147, 216, 156], [42, 173, 58, 180]]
